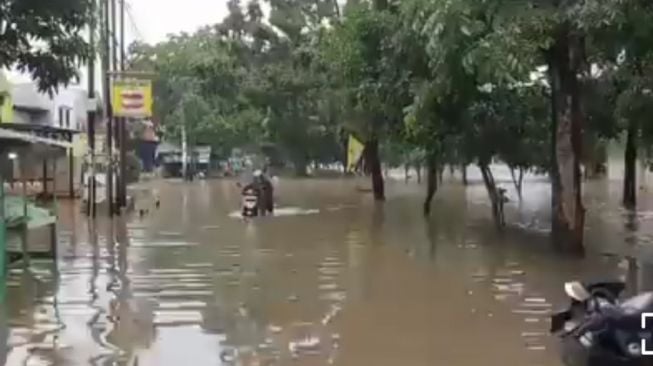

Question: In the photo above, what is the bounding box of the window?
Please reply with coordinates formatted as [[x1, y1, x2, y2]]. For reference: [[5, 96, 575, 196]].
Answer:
[[58, 107, 64, 127], [58, 106, 72, 128]]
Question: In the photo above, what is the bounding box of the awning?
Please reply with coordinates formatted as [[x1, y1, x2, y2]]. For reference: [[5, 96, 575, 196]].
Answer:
[[0, 127, 73, 149]]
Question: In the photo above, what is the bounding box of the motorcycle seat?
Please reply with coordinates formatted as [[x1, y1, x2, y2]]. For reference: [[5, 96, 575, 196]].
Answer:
[[619, 292, 653, 315]]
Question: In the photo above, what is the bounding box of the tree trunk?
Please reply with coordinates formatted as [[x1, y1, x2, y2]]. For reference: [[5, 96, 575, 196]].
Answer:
[[361, 148, 371, 176], [509, 166, 524, 199], [416, 163, 422, 184], [548, 31, 585, 254], [404, 164, 409, 183], [423, 155, 438, 216], [518, 167, 524, 197], [582, 135, 608, 179], [365, 138, 385, 201], [293, 155, 308, 177], [479, 163, 503, 229], [461, 164, 468, 185], [623, 120, 637, 208], [332, 0, 341, 18]]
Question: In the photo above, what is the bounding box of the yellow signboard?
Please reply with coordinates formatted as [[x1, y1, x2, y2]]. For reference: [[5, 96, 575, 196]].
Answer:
[[0, 93, 13, 124], [347, 134, 365, 172], [112, 79, 152, 118]]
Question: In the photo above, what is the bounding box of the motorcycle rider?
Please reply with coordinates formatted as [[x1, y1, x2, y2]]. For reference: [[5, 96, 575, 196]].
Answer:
[[253, 169, 274, 215], [238, 169, 274, 216]]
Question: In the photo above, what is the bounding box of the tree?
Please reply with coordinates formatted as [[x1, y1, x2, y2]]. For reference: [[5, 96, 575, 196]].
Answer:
[[400, 0, 537, 221], [580, 74, 617, 179], [128, 0, 344, 172], [589, 0, 653, 208], [0, 0, 92, 92], [321, 1, 407, 200], [471, 0, 627, 251], [495, 83, 550, 199], [127, 0, 653, 247]]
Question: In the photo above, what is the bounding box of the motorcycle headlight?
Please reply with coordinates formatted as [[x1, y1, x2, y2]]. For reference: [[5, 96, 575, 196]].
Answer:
[[626, 342, 641, 356], [579, 332, 594, 348]]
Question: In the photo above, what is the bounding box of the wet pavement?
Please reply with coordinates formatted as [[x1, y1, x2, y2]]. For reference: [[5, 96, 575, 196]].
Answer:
[[2, 168, 653, 365]]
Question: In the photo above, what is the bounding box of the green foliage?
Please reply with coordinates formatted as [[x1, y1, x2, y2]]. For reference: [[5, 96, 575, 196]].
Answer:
[[127, 0, 653, 188], [129, 0, 343, 169], [321, 2, 407, 137], [398, 0, 550, 173], [0, 0, 92, 93]]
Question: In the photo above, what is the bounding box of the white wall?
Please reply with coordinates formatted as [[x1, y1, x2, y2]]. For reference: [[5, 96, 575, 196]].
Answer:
[[11, 82, 86, 131], [51, 87, 87, 131]]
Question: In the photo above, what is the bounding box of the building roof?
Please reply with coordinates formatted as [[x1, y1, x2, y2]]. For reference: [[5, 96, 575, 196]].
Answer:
[[11, 83, 51, 111], [0, 127, 73, 149], [1, 122, 80, 136]]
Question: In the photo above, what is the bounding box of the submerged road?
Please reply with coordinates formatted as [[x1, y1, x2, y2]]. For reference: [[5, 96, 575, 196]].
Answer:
[[2, 172, 653, 365]]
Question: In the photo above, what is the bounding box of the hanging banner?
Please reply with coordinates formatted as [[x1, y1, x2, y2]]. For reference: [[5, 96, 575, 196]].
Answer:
[[346, 134, 365, 172], [112, 79, 153, 118]]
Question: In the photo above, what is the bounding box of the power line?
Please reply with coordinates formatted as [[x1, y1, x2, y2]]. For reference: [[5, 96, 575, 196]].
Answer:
[[124, 1, 144, 42]]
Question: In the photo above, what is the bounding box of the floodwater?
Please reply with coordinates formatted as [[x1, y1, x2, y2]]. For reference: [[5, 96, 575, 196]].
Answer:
[[2, 165, 653, 366]]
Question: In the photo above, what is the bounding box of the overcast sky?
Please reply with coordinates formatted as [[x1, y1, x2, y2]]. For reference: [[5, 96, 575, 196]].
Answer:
[[127, 0, 229, 44], [8, 0, 231, 84]]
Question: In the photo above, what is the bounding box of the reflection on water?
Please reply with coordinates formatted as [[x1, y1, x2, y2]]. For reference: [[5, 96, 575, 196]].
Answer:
[[228, 207, 321, 219], [1, 173, 652, 365]]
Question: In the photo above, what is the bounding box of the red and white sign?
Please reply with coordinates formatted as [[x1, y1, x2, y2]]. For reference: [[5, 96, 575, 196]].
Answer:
[[112, 79, 152, 118]]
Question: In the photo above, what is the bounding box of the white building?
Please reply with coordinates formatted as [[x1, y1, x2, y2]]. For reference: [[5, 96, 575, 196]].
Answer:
[[11, 83, 88, 132], [3, 82, 90, 197]]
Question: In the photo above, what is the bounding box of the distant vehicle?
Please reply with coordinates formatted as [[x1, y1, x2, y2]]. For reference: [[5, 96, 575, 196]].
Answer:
[[550, 280, 653, 366]]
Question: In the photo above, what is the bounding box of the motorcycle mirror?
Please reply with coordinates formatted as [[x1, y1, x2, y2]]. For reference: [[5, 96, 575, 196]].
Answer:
[[564, 281, 591, 302]]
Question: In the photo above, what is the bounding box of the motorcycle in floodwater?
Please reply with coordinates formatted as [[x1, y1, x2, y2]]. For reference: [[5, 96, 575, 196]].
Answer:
[[241, 185, 260, 218], [550, 281, 653, 366], [240, 182, 274, 218]]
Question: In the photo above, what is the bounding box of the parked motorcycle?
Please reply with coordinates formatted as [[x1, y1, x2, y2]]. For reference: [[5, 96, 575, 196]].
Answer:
[[550, 280, 653, 366]]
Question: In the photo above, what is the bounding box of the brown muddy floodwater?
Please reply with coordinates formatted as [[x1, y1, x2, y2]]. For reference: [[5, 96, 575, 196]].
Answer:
[[2, 167, 653, 366]]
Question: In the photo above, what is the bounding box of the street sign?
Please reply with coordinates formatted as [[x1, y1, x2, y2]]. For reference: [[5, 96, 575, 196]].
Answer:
[[112, 79, 153, 118]]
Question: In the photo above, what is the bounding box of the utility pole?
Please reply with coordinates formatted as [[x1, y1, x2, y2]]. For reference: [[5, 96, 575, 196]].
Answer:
[[181, 98, 188, 181], [103, 0, 114, 216], [87, 0, 97, 217], [110, 0, 119, 212], [111, 0, 117, 73], [117, 0, 127, 210], [111, 0, 120, 211], [120, 0, 125, 70]]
